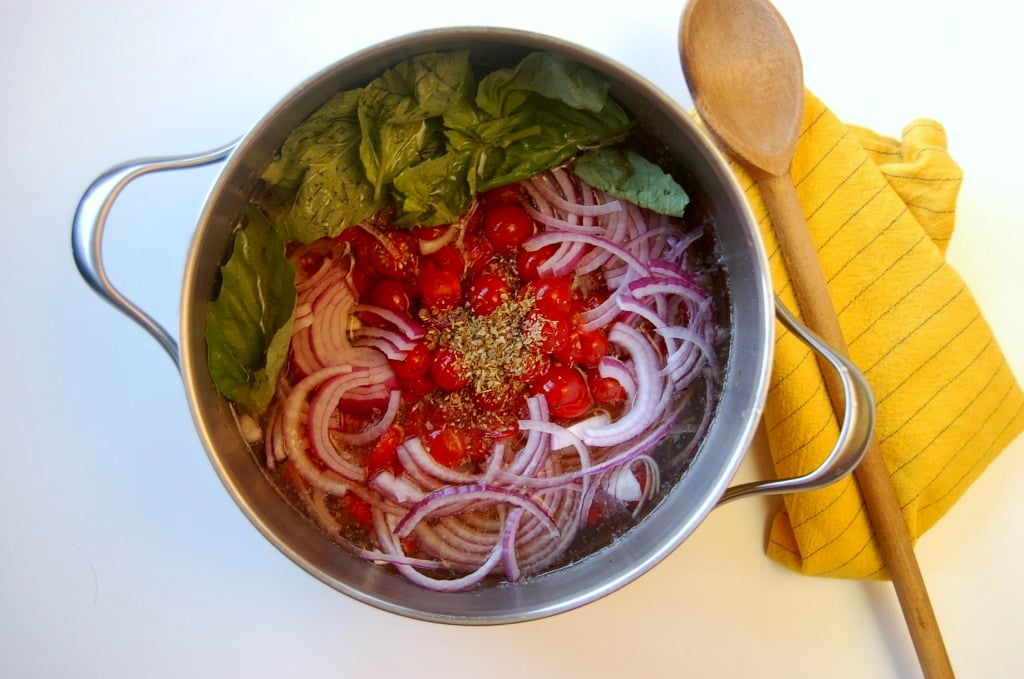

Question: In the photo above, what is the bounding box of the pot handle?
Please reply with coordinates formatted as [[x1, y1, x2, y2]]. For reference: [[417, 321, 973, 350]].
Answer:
[[71, 141, 239, 369], [718, 297, 874, 504]]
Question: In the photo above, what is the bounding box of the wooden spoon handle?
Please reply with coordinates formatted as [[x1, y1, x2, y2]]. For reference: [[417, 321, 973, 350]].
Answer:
[[758, 172, 955, 679]]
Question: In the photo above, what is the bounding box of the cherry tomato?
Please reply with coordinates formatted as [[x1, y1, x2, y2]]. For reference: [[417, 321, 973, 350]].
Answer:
[[429, 244, 464, 276], [482, 203, 534, 253], [364, 425, 405, 477], [336, 225, 369, 247], [531, 365, 593, 418], [338, 410, 375, 434], [530, 276, 573, 316], [348, 260, 377, 295], [419, 267, 463, 312], [589, 374, 627, 405], [480, 183, 524, 204], [364, 279, 411, 315], [339, 391, 390, 415], [483, 415, 519, 442], [390, 341, 431, 380], [425, 427, 467, 468], [413, 224, 449, 241], [430, 347, 470, 391], [518, 352, 551, 383], [576, 330, 609, 367], [552, 330, 582, 365], [524, 309, 570, 354], [472, 386, 512, 413], [362, 230, 419, 280], [467, 273, 510, 316], [462, 233, 495, 276], [516, 244, 558, 281], [570, 291, 607, 324], [399, 373, 435, 396], [343, 493, 374, 532]]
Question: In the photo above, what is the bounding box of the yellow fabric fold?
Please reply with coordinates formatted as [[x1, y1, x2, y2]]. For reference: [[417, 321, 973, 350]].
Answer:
[[718, 91, 1024, 579]]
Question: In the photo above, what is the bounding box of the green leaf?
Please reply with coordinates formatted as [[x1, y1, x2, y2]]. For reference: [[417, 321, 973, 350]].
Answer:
[[206, 206, 296, 414], [391, 150, 475, 227], [574, 147, 690, 217], [467, 94, 632, 191], [358, 51, 474, 203], [476, 52, 611, 117], [263, 88, 381, 243]]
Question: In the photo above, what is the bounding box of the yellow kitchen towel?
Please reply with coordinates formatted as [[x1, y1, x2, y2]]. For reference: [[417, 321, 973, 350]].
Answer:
[[718, 90, 1024, 579]]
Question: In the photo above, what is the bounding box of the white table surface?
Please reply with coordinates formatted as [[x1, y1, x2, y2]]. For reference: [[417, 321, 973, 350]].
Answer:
[[3, 1, 1021, 677]]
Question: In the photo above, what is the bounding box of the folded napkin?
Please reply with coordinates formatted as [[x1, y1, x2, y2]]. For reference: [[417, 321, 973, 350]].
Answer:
[[715, 90, 1024, 579]]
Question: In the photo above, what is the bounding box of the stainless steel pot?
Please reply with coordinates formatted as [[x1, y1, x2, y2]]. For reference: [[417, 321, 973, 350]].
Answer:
[[72, 27, 873, 624]]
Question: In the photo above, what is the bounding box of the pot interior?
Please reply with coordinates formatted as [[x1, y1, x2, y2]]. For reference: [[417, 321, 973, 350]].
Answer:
[[179, 27, 773, 623]]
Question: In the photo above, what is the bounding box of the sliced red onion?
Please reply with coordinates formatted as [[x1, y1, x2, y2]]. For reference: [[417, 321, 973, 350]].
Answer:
[[417, 223, 458, 255], [394, 484, 559, 540], [501, 508, 526, 582], [579, 323, 664, 448], [524, 231, 647, 274], [369, 469, 426, 505], [353, 325, 417, 352], [281, 365, 364, 491], [351, 304, 425, 340], [336, 389, 401, 446], [399, 437, 481, 487], [306, 369, 375, 480], [598, 356, 638, 401]]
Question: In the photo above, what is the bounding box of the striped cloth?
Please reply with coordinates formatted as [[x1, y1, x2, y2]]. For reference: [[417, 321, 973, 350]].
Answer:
[[720, 90, 1024, 579]]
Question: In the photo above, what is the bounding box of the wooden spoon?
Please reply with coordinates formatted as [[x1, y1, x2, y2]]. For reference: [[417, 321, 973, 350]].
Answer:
[[679, 1, 954, 677]]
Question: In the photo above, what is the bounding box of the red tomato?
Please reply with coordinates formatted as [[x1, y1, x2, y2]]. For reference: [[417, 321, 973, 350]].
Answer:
[[482, 203, 535, 253], [589, 375, 627, 405], [430, 347, 470, 391], [364, 425, 405, 477], [364, 279, 411, 314], [419, 267, 462, 312], [552, 330, 582, 365], [413, 224, 449, 241], [530, 276, 573, 316], [471, 387, 510, 413], [425, 427, 467, 468], [362, 230, 419, 280], [519, 352, 551, 383], [576, 330, 609, 367], [480, 183, 523, 204], [531, 365, 593, 418], [429, 244, 465, 276], [516, 244, 558, 281], [570, 291, 606, 324], [399, 373, 435, 396], [390, 341, 431, 380], [349, 261, 377, 295], [462, 233, 495, 276], [343, 494, 374, 532], [467, 273, 510, 316], [524, 309, 570, 354], [336, 225, 369, 247]]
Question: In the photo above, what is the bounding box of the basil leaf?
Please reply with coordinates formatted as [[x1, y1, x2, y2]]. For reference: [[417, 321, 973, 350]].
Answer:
[[263, 89, 381, 243], [206, 206, 296, 414], [466, 94, 632, 191], [358, 51, 474, 203], [391, 150, 475, 227], [476, 52, 610, 117], [574, 147, 690, 217]]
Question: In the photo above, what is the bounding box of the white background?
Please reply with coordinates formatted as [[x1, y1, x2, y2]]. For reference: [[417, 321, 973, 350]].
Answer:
[[2, 1, 1022, 677]]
